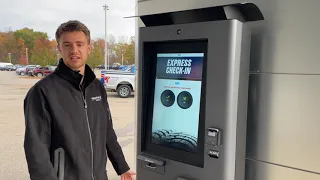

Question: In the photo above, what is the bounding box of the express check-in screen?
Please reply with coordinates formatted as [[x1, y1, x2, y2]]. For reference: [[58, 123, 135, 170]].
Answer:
[[151, 53, 204, 153]]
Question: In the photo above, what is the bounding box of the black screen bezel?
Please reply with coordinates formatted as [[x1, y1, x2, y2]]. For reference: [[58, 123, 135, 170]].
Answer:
[[141, 40, 208, 167]]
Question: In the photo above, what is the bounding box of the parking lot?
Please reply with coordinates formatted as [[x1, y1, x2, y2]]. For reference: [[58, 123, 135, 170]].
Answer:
[[0, 71, 136, 180]]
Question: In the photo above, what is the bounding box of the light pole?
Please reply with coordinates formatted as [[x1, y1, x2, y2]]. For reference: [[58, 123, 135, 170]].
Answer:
[[55, 47, 59, 65], [121, 48, 126, 65], [103, 4, 109, 70], [8, 53, 12, 64], [26, 48, 29, 64]]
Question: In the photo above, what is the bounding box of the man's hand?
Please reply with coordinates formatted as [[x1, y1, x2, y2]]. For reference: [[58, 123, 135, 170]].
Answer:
[[120, 170, 136, 180]]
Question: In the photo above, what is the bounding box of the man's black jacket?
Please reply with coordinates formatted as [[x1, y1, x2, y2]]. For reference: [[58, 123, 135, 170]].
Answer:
[[23, 59, 130, 180]]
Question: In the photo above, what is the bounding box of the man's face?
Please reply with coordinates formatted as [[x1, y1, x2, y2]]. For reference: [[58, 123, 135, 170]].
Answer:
[[57, 31, 91, 71]]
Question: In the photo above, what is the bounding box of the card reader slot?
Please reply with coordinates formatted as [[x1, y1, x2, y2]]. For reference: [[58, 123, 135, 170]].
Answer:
[[146, 163, 157, 169], [137, 154, 166, 166], [141, 161, 165, 174], [138, 154, 166, 174], [177, 177, 194, 180]]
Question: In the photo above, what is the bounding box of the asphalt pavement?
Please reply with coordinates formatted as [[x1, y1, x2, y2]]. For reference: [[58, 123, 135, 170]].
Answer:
[[0, 71, 136, 180]]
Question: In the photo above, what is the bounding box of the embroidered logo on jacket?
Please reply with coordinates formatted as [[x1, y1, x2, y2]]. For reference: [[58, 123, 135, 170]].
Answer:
[[91, 96, 102, 102]]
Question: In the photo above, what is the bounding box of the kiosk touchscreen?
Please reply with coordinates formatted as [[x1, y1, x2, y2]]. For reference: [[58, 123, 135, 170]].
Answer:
[[140, 41, 207, 168], [152, 52, 204, 154], [136, 3, 264, 180]]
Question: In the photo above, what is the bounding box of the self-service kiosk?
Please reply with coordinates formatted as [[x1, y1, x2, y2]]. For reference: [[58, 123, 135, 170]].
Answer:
[[136, 3, 264, 180]]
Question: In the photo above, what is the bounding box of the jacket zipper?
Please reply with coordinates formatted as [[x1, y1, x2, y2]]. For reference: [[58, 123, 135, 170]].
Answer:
[[80, 87, 95, 180]]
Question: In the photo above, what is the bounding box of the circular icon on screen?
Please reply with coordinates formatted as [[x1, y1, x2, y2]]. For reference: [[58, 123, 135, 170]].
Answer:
[[160, 90, 175, 107], [177, 91, 193, 109]]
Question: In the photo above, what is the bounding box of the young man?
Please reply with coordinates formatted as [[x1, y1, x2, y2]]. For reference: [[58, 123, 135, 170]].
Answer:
[[23, 20, 136, 180]]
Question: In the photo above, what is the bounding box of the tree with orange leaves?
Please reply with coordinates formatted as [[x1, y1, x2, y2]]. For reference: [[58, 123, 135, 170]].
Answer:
[[30, 37, 58, 66]]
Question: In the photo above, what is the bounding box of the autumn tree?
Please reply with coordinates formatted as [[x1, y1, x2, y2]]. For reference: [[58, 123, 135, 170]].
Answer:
[[86, 41, 104, 68], [13, 28, 49, 63], [0, 27, 135, 67], [14, 28, 48, 49], [0, 32, 6, 61], [1, 32, 20, 64], [0, 32, 5, 47], [17, 38, 28, 65], [125, 36, 135, 65], [107, 35, 117, 64], [112, 36, 135, 65], [30, 38, 57, 66], [95, 34, 117, 65]]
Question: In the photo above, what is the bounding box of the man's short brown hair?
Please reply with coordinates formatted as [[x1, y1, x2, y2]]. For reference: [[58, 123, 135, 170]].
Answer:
[[55, 20, 91, 44]]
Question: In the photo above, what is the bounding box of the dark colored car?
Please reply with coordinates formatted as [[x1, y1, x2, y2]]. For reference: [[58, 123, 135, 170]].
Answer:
[[4, 65, 17, 71], [0, 65, 16, 71]]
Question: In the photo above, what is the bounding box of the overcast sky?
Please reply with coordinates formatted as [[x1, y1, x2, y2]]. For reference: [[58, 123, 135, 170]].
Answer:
[[0, 0, 136, 41]]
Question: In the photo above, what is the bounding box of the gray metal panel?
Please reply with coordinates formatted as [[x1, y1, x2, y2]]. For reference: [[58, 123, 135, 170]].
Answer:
[[245, 159, 320, 180], [247, 73, 320, 174], [234, 22, 251, 180], [136, 0, 320, 179], [137, 0, 320, 74], [138, 0, 242, 16], [137, 20, 251, 180]]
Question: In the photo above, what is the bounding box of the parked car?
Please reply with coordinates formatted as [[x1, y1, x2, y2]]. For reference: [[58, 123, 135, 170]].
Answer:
[[31, 66, 54, 77], [16, 65, 37, 76], [95, 63, 122, 70], [102, 70, 135, 98], [0, 62, 13, 71], [15, 66, 25, 75], [3, 65, 17, 71], [25, 66, 37, 76]]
